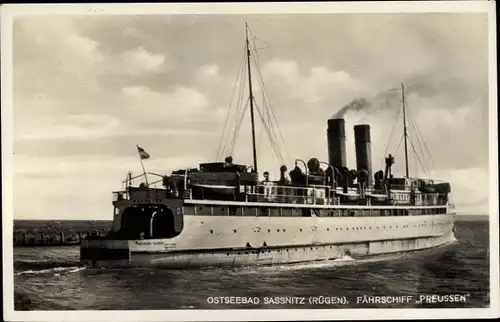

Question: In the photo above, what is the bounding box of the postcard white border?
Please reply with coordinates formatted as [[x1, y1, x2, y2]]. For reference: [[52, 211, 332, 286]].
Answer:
[[2, 1, 498, 321]]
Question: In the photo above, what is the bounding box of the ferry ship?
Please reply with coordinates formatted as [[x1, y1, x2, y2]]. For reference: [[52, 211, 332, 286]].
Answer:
[[80, 24, 456, 268]]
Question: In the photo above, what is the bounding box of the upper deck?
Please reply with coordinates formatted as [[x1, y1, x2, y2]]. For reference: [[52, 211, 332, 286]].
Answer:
[[113, 181, 449, 208]]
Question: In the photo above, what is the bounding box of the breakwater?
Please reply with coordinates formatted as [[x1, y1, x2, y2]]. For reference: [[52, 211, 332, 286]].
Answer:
[[13, 220, 112, 247]]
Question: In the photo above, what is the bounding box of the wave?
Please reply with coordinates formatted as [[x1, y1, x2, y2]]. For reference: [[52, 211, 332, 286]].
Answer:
[[15, 266, 86, 276], [14, 259, 82, 274]]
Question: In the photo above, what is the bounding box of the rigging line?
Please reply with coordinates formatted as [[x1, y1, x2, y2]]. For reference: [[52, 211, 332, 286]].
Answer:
[[379, 103, 402, 170], [407, 135, 429, 176], [406, 98, 436, 170], [248, 44, 282, 154], [234, 54, 248, 136], [227, 97, 251, 156], [260, 97, 286, 166], [403, 105, 426, 173], [253, 34, 273, 51], [217, 42, 247, 154], [251, 58, 292, 168], [394, 134, 405, 155], [227, 42, 249, 150], [231, 96, 251, 150], [257, 117, 265, 158], [254, 101, 277, 159], [254, 100, 285, 165], [404, 95, 435, 170], [248, 29, 273, 51], [251, 52, 292, 165], [255, 100, 277, 160], [257, 96, 267, 158], [406, 108, 432, 173], [409, 129, 419, 176], [220, 73, 246, 159], [221, 71, 249, 159], [407, 135, 429, 177], [216, 44, 247, 159], [223, 52, 249, 158], [216, 60, 245, 159]]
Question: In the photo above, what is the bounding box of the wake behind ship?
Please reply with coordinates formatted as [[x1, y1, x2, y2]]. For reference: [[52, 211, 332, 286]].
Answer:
[[80, 24, 456, 268]]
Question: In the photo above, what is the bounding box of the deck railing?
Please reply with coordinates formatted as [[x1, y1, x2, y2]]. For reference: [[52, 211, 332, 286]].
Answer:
[[113, 183, 448, 206], [245, 193, 341, 205]]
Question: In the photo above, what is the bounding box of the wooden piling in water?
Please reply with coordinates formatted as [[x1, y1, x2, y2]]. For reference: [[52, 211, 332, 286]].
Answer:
[[13, 227, 110, 247]]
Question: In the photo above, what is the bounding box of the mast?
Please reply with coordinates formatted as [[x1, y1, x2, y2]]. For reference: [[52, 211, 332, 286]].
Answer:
[[401, 83, 409, 178], [245, 22, 258, 173]]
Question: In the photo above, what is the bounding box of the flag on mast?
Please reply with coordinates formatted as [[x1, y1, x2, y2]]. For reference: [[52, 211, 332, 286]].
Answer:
[[137, 146, 150, 160]]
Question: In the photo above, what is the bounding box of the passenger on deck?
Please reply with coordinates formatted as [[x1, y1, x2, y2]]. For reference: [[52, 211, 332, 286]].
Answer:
[[263, 171, 270, 183], [262, 171, 273, 200], [224, 156, 233, 169]]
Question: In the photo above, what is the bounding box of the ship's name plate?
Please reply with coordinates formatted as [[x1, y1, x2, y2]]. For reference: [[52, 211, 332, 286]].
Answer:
[[134, 240, 176, 248], [132, 199, 163, 204]]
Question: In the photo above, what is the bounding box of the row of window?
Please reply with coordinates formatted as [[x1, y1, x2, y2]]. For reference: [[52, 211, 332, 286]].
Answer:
[[228, 245, 353, 256], [208, 222, 451, 235], [185, 205, 448, 217]]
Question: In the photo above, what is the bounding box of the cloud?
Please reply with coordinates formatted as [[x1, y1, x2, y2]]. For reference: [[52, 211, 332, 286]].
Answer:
[[13, 153, 209, 219], [117, 46, 166, 74], [14, 154, 203, 176], [10, 14, 490, 219], [196, 64, 221, 81], [121, 85, 210, 121], [428, 167, 489, 215], [262, 58, 369, 105], [18, 114, 121, 140]]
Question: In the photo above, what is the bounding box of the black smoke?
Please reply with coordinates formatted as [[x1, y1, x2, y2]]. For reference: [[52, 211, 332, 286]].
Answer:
[[332, 82, 440, 118]]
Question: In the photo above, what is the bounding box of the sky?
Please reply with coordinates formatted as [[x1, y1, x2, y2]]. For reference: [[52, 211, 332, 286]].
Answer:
[[10, 12, 491, 220]]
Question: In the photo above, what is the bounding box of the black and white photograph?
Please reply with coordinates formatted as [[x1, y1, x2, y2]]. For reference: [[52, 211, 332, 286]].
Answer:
[[2, 2, 498, 321]]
